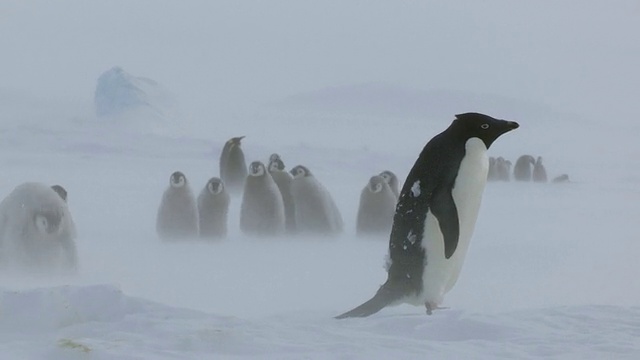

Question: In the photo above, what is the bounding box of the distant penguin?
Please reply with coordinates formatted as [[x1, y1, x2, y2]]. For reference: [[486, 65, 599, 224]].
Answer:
[[0, 182, 78, 273], [356, 175, 397, 236], [268, 153, 285, 171], [336, 112, 519, 319], [290, 165, 343, 235], [156, 171, 199, 240], [268, 154, 296, 233], [240, 161, 286, 236], [513, 155, 535, 181], [487, 157, 498, 181], [197, 177, 230, 239], [552, 174, 570, 183], [219, 136, 248, 194], [496, 157, 512, 182], [532, 156, 548, 183], [379, 170, 400, 199]]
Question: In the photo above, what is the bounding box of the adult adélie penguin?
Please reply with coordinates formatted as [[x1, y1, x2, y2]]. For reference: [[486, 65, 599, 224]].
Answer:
[[336, 113, 519, 319]]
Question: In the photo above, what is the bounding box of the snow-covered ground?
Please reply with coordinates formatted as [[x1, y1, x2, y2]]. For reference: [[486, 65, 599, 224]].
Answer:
[[1, 1, 640, 358], [1, 106, 639, 359]]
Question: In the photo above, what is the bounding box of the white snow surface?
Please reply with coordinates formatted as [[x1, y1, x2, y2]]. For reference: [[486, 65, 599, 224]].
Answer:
[[1, 1, 640, 358], [1, 110, 638, 360]]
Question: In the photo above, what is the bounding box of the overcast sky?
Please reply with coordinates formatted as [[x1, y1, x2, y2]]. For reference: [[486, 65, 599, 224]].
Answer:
[[1, 0, 639, 121]]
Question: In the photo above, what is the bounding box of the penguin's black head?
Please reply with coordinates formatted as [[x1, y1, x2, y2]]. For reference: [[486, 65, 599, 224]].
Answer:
[[249, 161, 266, 176], [452, 113, 519, 149], [33, 207, 63, 235], [378, 170, 397, 185], [51, 185, 67, 202], [290, 165, 311, 179], [367, 175, 386, 193], [269, 153, 281, 163], [228, 136, 245, 147], [170, 171, 187, 188], [207, 177, 224, 194], [268, 154, 285, 172]]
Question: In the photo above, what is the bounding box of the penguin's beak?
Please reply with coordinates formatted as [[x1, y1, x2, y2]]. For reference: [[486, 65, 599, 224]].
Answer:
[[506, 121, 519, 130]]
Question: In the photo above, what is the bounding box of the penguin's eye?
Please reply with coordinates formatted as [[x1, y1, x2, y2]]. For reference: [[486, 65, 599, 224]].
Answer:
[[480, 123, 490, 130]]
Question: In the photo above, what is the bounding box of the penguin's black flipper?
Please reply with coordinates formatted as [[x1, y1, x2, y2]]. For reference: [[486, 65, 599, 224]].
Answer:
[[335, 282, 403, 319]]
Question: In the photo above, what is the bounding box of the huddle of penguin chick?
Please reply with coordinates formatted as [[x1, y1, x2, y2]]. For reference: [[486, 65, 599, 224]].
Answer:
[[240, 154, 344, 237], [156, 171, 230, 241], [488, 155, 570, 183], [218, 135, 343, 237], [356, 170, 399, 237], [156, 136, 345, 240], [0, 182, 78, 273]]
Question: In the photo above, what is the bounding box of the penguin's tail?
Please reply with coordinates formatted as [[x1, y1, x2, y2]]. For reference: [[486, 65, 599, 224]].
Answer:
[[335, 282, 403, 319]]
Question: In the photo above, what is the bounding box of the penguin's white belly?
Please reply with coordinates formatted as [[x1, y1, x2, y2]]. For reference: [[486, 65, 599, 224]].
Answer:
[[417, 138, 488, 306]]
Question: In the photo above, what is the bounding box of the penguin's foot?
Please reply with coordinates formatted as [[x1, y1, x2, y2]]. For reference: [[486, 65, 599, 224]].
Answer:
[[425, 302, 448, 315], [425, 302, 436, 315]]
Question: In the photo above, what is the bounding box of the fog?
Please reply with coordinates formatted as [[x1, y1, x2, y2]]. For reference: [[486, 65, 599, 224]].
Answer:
[[2, 1, 640, 121], [1, 1, 639, 358]]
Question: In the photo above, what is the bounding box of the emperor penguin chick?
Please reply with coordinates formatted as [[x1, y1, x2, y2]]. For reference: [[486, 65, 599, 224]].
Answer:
[[532, 156, 548, 183], [240, 161, 286, 236], [197, 177, 230, 239], [268, 153, 285, 171], [290, 165, 343, 235], [156, 171, 199, 240], [487, 157, 498, 181], [356, 175, 397, 236], [0, 182, 78, 273], [268, 154, 296, 233], [496, 157, 512, 182], [379, 170, 400, 199]]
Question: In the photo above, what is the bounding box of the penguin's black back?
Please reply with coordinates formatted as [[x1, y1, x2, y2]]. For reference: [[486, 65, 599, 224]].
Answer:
[[387, 128, 466, 295]]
